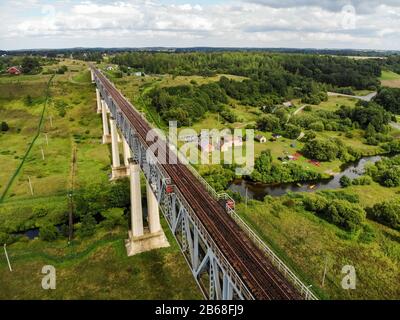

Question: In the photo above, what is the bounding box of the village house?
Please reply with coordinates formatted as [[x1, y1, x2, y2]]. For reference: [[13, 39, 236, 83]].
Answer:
[[255, 135, 267, 143], [219, 135, 243, 152], [198, 139, 215, 153], [179, 134, 197, 143], [283, 101, 293, 108], [7, 66, 21, 75]]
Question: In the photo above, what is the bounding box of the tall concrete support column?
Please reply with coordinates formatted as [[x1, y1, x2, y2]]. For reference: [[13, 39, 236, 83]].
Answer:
[[109, 117, 127, 180], [130, 160, 144, 238], [110, 117, 120, 168], [125, 164, 170, 256], [146, 181, 162, 234], [123, 137, 131, 168], [102, 100, 111, 144], [96, 88, 102, 114]]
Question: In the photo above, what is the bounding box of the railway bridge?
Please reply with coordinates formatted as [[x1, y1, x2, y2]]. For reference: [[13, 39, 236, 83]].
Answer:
[[90, 66, 317, 301]]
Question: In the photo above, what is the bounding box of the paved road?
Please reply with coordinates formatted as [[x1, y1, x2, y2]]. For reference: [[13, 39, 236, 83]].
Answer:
[[390, 122, 400, 130], [327, 91, 377, 102]]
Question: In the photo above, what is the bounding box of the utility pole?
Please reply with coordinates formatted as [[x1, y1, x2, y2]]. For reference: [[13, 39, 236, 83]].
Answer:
[[322, 256, 328, 287], [49, 116, 53, 128], [45, 133, 49, 146], [3, 244, 12, 272], [41, 147, 45, 161], [28, 176, 34, 196], [245, 187, 248, 211], [68, 146, 77, 243]]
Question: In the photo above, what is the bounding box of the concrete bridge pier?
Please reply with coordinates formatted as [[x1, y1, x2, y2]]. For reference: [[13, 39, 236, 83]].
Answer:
[[101, 100, 111, 144], [126, 160, 169, 256], [96, 88, 102, 114], [109, 116, 127, 180], [122, 137, 131, 175]]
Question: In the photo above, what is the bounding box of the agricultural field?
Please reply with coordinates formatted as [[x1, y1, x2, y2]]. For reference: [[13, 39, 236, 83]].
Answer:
[[0, 59, 201, 299]]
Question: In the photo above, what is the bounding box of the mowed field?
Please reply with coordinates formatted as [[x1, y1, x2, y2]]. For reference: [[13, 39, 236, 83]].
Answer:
[[0, 59, 201, 300], [380, 70, 400, 88]]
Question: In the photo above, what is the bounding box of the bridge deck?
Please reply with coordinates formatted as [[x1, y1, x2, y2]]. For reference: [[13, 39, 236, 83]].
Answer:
[[93, 67, 302, 300]]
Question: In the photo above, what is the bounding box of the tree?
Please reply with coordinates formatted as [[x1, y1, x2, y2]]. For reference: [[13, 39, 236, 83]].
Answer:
[[374, 88, 400, 115], [379, 167, 400, 187], [256, 114, 281, 132], [302, 139, 339, 161], [300, 130, 316, 142], [108, 179, 130, 208], [21, 57, 41, 74], [283, 124, 301, 139], [40, 225, 59, 241], [77, 213, 97, 238]]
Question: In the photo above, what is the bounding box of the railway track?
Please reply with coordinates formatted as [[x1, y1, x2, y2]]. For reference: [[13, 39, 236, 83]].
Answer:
[[93, 67, 302, 300]]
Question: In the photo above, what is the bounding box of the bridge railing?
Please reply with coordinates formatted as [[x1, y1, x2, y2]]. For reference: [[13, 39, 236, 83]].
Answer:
[[96, 68, 318, 300]]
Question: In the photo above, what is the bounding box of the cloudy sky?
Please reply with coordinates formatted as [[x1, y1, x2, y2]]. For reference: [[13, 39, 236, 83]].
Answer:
[[0, 0, 399, 50]]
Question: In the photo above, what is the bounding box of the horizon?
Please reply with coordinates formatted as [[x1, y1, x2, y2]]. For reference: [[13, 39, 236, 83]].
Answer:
[[0, 0, 400, 51], [2, 46, 399, 53]]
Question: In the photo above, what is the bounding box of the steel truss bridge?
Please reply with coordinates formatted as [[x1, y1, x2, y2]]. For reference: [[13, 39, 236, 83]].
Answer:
[[92, 66, 318, 300]]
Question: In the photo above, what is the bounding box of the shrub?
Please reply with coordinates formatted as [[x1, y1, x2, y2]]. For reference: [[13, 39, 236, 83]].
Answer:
[[352, 176, 373, 186], [1, 121, 9, 132], [40, 225, 59, 241], [303, 195, 365, 232], [368, 199, 400, 231], [309, 121, 325, 132], [100, 208, 126, 230], [340, 176, 352, 188]]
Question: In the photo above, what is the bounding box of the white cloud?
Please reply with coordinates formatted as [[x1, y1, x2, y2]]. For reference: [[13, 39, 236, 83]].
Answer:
[[0, 0, 399, 50]]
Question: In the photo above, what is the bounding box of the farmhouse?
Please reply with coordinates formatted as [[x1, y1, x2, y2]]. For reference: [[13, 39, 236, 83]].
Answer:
[[255, 135, 267, 143], [283, 101, 293, 108], [7, 66, 21, 75]]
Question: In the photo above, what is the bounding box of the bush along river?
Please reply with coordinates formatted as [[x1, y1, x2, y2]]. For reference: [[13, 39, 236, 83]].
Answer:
[[229, 155, 388, 201]]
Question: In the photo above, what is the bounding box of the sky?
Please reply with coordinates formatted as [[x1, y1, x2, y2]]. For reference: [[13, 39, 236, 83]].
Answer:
[[0, 0, 399, 50]]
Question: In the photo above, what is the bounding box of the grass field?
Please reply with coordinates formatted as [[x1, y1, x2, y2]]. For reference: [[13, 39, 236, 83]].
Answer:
[[0, 225, 202, 299], [380, 70, 400, 88], [236, 189, 400, 300], [0, 59, 202, 300]]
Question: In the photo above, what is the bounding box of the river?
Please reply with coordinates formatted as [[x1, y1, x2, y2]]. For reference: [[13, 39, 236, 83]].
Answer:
[[229, 155, 384, 201]]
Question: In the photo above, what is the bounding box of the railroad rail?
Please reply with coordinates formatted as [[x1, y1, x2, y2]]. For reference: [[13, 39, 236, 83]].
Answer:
[[92, 65, 317, 300]]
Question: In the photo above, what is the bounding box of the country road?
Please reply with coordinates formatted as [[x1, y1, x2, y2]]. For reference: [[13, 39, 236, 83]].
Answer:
[[327, 91, 377, 102]]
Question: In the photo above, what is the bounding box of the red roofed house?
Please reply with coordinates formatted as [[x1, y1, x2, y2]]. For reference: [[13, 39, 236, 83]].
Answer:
[[7, 67, 21, 75]]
